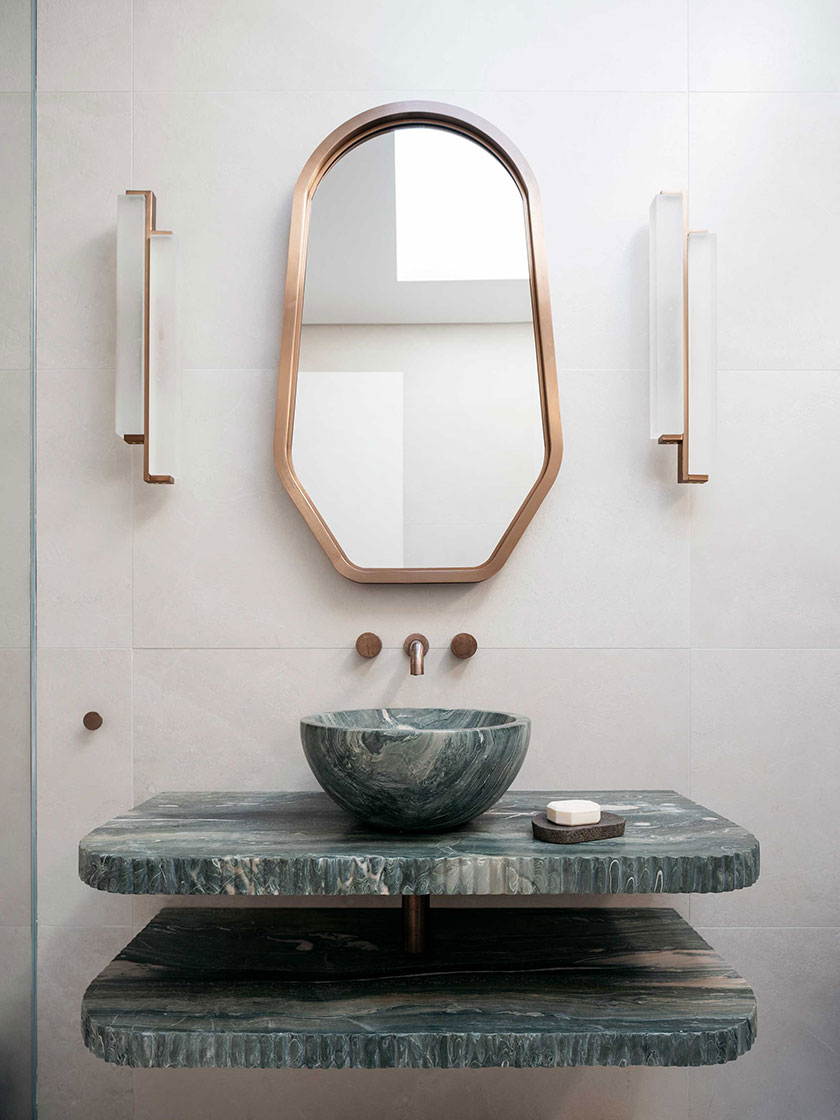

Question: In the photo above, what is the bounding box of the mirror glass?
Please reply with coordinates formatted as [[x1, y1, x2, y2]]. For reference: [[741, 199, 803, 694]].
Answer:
[[292, 125, 546, 570]]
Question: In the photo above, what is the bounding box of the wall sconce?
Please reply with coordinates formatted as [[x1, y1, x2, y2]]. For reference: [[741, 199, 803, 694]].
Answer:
[[649, 192, 717, 483], [115, 189, 179, 483]]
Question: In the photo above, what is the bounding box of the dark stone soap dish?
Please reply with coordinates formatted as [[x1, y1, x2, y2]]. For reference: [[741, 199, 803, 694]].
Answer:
[[532, 811, 626, 844]]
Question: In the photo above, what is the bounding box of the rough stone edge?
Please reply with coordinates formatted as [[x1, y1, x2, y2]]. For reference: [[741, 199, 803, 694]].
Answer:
[[79, 842, 761, 896], [81, 1013, 757, 1070]]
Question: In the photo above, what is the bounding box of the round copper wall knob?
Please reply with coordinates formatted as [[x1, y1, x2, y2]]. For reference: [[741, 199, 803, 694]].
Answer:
[[83, 711, 103, 731], [450, 633, 478, 659], [355, 632, 382, 658]]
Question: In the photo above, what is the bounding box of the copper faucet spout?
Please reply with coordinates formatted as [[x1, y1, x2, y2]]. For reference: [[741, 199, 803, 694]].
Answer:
[[403, 633, 430, 676]]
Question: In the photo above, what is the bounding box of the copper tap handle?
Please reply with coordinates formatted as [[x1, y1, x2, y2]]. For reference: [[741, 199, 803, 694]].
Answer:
[[450, 633, 478, 659], [355, 632, 382, 658]]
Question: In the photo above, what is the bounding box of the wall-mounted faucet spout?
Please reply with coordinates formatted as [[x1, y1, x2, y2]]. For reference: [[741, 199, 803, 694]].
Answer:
[[403, 633, 430, 676]]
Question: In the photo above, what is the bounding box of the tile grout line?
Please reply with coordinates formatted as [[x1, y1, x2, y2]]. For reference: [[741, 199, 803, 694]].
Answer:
[[34, 88, 840, 95]]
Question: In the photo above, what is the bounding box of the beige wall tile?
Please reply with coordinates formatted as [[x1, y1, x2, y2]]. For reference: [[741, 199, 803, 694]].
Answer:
[[37, 0, 131, 92], [689, 0, 840, 92], [690, 927, 840, 1120], [38, 925, 133, 1120], [37, 650, 133, 926], [135, 1064, 687, 1120], [690, 93, 840, 371], [37, 369, 132, 649], [133, 0, 687, 94], [690, 649, 840, 927], [36, 93, 130, 370], [0, 651, 31, 926], [691, 371, 840, 649]]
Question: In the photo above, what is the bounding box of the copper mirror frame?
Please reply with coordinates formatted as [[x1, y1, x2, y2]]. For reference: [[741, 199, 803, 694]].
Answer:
[[274, 101, 563, 584]]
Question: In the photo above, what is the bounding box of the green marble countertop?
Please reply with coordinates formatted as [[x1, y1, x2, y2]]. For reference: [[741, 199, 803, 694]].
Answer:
[[79, 790, 759, 896], [82, 906, 757, 1070]]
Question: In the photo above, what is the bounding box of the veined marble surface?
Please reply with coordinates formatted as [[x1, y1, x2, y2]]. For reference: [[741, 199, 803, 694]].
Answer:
[[79, 790, 759, 896], [301, 707, 530, 831], [82, 907, 757, 1070]]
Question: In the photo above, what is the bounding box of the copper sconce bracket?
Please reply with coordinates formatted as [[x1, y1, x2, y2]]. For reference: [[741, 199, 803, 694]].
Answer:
[[118, 189, 176, 484], [657, 434, 709, 485], [651, 191, 716, 485]]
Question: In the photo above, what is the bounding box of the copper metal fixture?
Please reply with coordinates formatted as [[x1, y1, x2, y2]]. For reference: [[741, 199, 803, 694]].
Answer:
[[403, 633, 429, 676], [355, 632, 382, 658], [121, 189, 175, 484], [450, 633, 478, 659], [652, 192, 712, 484], [83, 712, 103, 731], [402, 895, 430, 953]]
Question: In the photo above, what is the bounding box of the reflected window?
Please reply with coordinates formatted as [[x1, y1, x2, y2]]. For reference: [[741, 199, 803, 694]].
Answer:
[[394, 128, 529, 283]]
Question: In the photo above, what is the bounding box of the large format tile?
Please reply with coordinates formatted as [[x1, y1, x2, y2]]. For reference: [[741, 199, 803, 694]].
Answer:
[[36, 93, 131, 370], [37, 650, 132, 926], [691, 371, 840, 649], [132, 647, 689, 799], [690, 927, 840, 1120], [690, 94, 840, 371], [690, 650, 840, 928], [0, 95, 32, 370], [37, 925, 133, 1120], [133, 90, 686, 372], [0, 370, 30, 649], [132, 91, 372, 371], [689, 0, 840, 92], [0, 926, 32, 1120], [37, 0, 131, 92], [466, 92, 687, 372], [132, 369, 688, 649], [37, 370, 132, 649], [133, 0, 687, 93], [0, 651, 30, 927], [0, 0, 30, 93], [135, 1065, 687, 1120]]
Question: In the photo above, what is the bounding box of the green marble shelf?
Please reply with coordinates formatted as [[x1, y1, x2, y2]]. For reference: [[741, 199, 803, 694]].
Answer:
[[79, 790, 759, 897], [82, 907, 756, 1070]]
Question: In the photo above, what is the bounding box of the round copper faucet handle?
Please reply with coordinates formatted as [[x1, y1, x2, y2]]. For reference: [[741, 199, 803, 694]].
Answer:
[[450, 633, 478, 659], [355, 632, 382, 658], [403, 633, 430, 655], [83, 711, 103, 731]]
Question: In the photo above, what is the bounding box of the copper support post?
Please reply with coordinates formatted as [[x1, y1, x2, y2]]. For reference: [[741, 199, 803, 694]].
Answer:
[[402, 895, 430, 953]]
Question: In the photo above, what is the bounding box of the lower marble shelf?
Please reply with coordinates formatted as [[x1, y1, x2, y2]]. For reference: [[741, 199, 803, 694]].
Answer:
[[82, 907, 756, 1071]]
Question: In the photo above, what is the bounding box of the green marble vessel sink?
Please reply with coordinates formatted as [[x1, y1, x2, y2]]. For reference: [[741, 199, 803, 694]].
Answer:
[[300, 708, 530, 831]]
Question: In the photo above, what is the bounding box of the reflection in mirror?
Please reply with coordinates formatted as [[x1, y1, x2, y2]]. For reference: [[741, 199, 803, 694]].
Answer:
[[291, 124, 546, 571]]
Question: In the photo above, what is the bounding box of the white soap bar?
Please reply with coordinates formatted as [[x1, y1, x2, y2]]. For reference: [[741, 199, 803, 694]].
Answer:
[[546, 799, 601, 826]]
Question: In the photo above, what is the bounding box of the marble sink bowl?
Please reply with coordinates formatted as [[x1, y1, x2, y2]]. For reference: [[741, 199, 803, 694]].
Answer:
[[300, 708, 530, 832]]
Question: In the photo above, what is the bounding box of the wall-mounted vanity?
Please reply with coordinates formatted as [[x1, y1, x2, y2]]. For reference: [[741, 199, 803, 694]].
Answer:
[[75, 105, 753, 1079]]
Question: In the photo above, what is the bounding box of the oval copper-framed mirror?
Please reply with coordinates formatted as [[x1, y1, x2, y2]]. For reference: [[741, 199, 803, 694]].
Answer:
[[274, 102, 562, 583]]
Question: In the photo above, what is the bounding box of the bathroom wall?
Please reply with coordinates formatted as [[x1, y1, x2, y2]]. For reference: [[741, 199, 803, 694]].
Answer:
[[35, 2, 840, 1119]]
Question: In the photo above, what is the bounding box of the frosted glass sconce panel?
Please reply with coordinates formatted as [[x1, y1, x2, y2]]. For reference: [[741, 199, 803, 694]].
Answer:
[[147, 231, 179, 484], [115, 192, 149, 442], [649, 192, 717, 484], [687, 231, 717, 479], [115, 189, 178, 483], [649, 192, 685, 440]]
